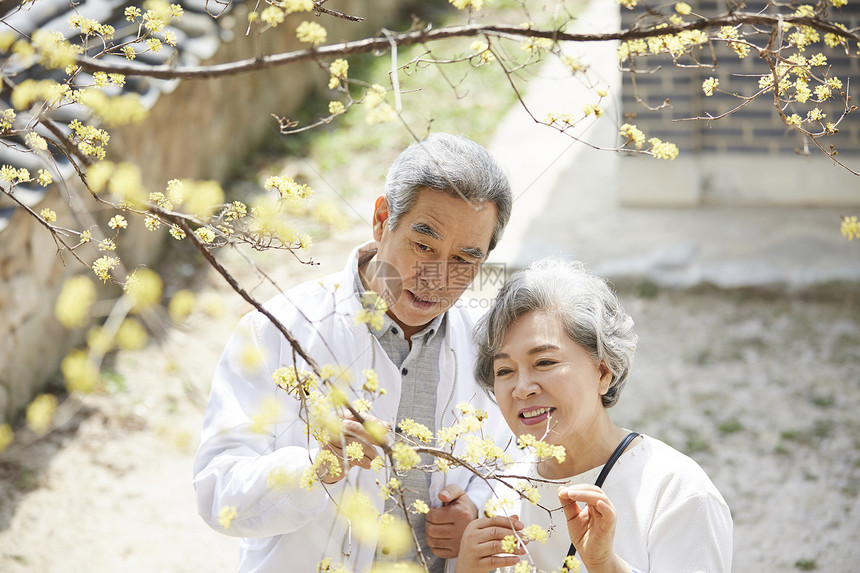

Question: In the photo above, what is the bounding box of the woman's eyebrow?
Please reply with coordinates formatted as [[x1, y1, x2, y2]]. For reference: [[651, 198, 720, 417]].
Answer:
[[528, 344, 560, 355], [493, 344, 560, 361]]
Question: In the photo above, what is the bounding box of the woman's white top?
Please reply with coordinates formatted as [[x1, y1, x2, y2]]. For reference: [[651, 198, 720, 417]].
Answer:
[[498, 434, 732, 573]]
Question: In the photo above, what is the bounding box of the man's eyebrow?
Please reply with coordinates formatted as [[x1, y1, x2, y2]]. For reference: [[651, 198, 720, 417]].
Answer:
[[411, 222, 486, 260], [411, 222, 442, 241], [460, 246, 486, 260]]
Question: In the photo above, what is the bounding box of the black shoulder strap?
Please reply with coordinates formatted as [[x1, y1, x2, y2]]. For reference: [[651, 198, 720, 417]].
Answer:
[[565, 432, 640, 561]]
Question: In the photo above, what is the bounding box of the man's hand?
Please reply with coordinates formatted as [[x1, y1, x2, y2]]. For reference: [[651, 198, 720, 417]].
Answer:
[[454, 515, 526, 573], [317, 414, 387, 484], [425, 485, 479, 558]]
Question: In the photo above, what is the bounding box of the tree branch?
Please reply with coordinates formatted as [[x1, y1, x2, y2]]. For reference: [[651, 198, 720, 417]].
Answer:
[[76, 14, 860, 80]]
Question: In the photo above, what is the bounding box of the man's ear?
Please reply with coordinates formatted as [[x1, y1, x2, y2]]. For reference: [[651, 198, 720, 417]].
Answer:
[[372, 195, 390, 241]]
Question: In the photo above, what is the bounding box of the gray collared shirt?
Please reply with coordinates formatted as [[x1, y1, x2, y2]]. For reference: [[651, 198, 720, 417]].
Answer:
[[354, 254, 446, 572]]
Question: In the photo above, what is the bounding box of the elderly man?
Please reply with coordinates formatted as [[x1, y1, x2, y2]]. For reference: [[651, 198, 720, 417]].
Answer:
[[194, 133, 515, 573]]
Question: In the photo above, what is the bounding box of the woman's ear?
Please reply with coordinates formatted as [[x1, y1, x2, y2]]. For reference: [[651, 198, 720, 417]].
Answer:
[[597, 362, 613, 396], [372, 195, 389, 241]]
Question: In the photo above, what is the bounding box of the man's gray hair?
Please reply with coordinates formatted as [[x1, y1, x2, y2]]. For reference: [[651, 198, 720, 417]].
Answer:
[[474, 257, 637, 407], [384, 133, 512, 252]]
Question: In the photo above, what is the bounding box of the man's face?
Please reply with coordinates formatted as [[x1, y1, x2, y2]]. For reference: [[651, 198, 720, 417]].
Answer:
[[363, 187, 497, 338]]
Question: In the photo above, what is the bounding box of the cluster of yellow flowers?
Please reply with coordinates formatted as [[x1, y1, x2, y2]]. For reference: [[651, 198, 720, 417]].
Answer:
[[273, 365, 320, 398], [397, 418, 434, 443], [842, 216, 859, 240], [470, 41, 495, 65], [462, 434, 513, 466], [355, 292, 388, 331], [363, 84, 396, 125], [451, 0, 485, 11], [436, 402, 486, 446], [517, 433, 566, 463]]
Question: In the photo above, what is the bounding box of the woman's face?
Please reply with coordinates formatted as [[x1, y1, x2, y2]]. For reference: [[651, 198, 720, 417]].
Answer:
[[492, 311, 612, 450]]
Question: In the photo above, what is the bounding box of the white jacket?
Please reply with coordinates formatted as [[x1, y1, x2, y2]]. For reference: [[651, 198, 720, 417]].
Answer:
[[194, 243, 514, 573]]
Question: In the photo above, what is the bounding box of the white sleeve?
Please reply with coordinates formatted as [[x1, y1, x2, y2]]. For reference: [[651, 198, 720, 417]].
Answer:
[[645, 491, 733, 573], [192, 310, 340, 538]]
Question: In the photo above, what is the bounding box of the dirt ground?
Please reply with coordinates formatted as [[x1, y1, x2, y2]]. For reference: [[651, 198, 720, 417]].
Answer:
[[1, 208, 858, 572]]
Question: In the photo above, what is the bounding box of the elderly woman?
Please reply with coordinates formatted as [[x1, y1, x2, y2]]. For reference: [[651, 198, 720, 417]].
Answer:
[[456, 258, 732, 573]]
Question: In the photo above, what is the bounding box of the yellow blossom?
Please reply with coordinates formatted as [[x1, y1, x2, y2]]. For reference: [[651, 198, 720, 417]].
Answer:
[[501, 535, 520, 554], [27, 393, 58, 434], [619, 123, 646, 149], [0, 108, 16, 131], [296, 21, 327, 46], [370, 456, 385, 472], [329, 101, 345, 115], [116, 318, 148, 350], [284, 0, 314, 12], [181, 179, 224, 217], [392, 442, 421, 471], [562, 555, 582, 572], [514, 561, 536, 573], [435, 458, 450, 474], [345, 441, 365, 461], [363, 84, 395, 125], [37, 169, 53, 187], [841, 215, 859, 240], [26, 131, 48, 152], [616, 0, 637, 8], [362, 369, 380, 393], [108, 215, 128, 229], [412, 500, 430, 514], [261, 6, 285, 26], [702, 77, 719, 96], [0, 424, 13, 453], [329, 58, 348, 81], [806, 107, 827, 121], [40, 208, 56, 222], [377, 515, 413, 557], [124, 267, 163, 311], [92, 256, 120, 283], [451, 0, 484, 10], [516, 481, 541, 505], [648, 137, 679, 160], [265, 175, 313, 202], [251, 396, 282, 434], [675, 2, 692, 14], [125, 6, 141, 20], [522, 524, 548, 544], [98, 238, 116, 251], [195, 227, 217, 243], [169, 289, 196, 322], [397, 419, 433, 443], [218, 506, 238, 529]]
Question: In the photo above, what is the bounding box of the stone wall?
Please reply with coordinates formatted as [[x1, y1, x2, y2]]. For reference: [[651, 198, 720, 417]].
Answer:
[[0, 1, 401, 424]]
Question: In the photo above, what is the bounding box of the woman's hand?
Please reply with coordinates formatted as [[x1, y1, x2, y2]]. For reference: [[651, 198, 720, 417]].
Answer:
[[558, 485, 629, 573], [454, 515, 527, 573]]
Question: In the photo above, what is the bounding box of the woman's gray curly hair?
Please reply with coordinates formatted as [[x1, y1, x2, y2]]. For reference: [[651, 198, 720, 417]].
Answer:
[[474, 257, 638, 408]]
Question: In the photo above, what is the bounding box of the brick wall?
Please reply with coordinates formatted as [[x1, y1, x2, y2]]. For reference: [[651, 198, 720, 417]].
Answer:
[[618, 0, 860, 206]]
